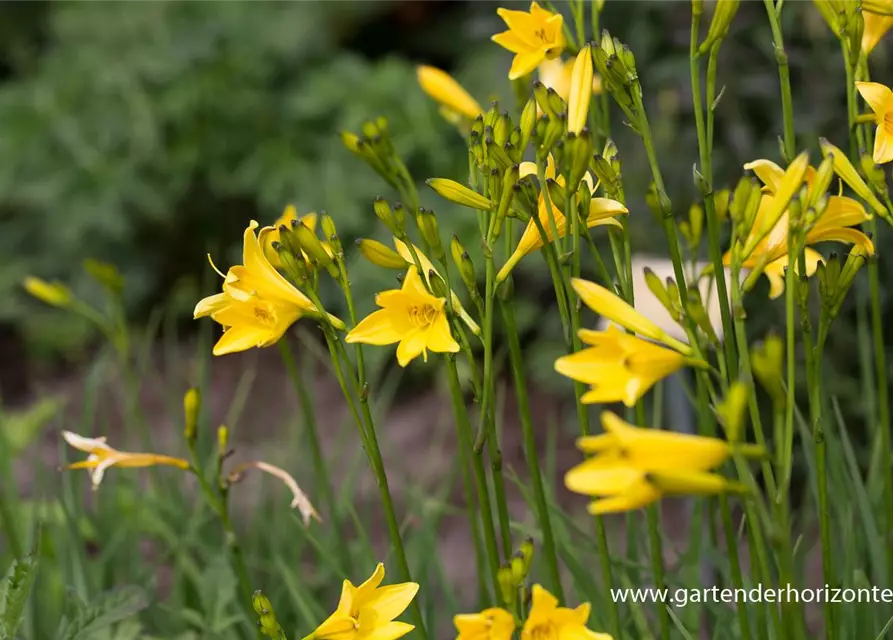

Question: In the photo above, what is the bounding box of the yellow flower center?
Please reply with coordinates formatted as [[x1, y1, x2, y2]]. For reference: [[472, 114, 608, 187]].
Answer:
[[407, 304, 439, 328], [884, 109, 893, 133], [535, 28, 548, 42], [253, 305, 275, 326], [527, 622, 558, 640]]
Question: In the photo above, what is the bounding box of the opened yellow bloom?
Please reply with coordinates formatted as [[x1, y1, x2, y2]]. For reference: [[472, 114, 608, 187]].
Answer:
[[194, 221, 343, 356], [497, 160, 627, 283], [311, 563, 418, 640], [863, 10, 893, 54], [521, 585, 613, 640], [454, 607, 516, 640], [564, 412, 755, 515], [492, 1, 567, 80], [394, 239, 481, 335], [538, 57, 601, 108], [726, 158, 874, 298], [417, 65, 482, 121], [570, 278, 692, 354], [346, 266, 460, 367], [62, 431, 189, 489], [555, 326, 691, 407], [857, 81, 893, 164]]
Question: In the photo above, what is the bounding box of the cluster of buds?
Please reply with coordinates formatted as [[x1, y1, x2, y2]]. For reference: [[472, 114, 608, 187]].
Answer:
[[814, 0, 864, 62], [273, 213, 339, 284], [496, 537, 535, 611], [817, 246, 871, 320], [591, 138, 623, 201], [592, 31, 639, 121], [342, 117, 415, 201], [643, 269, 719, 345]]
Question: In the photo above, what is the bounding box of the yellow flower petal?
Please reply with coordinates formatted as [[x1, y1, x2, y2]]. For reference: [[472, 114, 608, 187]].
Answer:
[[565, 459, 646, 496], [863, 13, 893, 54], [396, 330, 428, 367], [346, 310, 406, 346], [492, 29, 534, 54], [806, 227, 875, 254], [587, 480, 661, 515], [744, 158, 785, 193], [416, 66, 482, 120], [856, 81, 893, 116], [363, 582, 420, 624], [874, 124, 893, 164], [509, 51, 545, 80], [212, 325, 269, 355], [362, 622, 415, 640]]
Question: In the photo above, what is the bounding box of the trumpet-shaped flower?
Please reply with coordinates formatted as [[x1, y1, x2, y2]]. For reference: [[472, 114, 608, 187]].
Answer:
[[62, 431, 189, 488], [492, 2, 567, 80], [454, 607, 516, 640], [311, 563, 418, 640], [863, 11, 893, 55], [521, 585, 613, 640], [394, 238, 481, 335], [416, 65, 483, 121], [538, 57, 601, 108], [564, 412, 756, 515], [726, 158, 874, 298], [497, 159, 627, 283], [346, 266, 460, 367], [194, 220, 344, 356], [857, 81, 893, 164], [555, 326, 691, 407]]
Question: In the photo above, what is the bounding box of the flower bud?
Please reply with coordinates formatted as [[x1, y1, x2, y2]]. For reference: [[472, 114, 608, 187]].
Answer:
[[513, 176, 539, 219], [533, 81, 556, 120], [497, 564, 516, 608], [510, 553, 526, 585], [183, 388, 200, 443], [566, 130, 594, 192], [23, 277, 73, 308], [426, 178, 492, 211], [519, 97, 538, 151], [492, 164, 519, 239], [493, 111, 512, 148], [751, 333, 785, 409], [644, 268, 681, 321], [357, 239, 408, 269], [698, 0, 740, 55], [417, 208, 445, 260], [373, 197, 400, 236], [83, 259, 124, 295], [218, 425, 229, 459], [294, 220, 337, 275], [253, 590, 285, 639], [807, 154, 835, 212], [320, 213, 342, 258], [546, 178, 568, 210], [427, 269, 449, 298], [450, 235, 478, 296], [519, 536, 534, 577], [568, 45, 594, 134], [685, 288, 719, 345], [486, 137, 515, 172], [716, 382, 748, 443]]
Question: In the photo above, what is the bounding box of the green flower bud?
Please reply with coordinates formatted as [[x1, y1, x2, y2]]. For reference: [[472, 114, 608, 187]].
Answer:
[[644, 268, 680, 321], [751, 334, 785, 409], [83, 259, 124, 294], [716, 382, 748, 443], [417, 208, 445, 260], [427, 178, 492, 211], [519, 98, 538, 151], [252, 591, 285, 639], [183, 388, 200, 443], [497, 565, 516, 609], [373, 197, 401, 236], [357, 239, 408, 269], [698, 0, 740, 56]]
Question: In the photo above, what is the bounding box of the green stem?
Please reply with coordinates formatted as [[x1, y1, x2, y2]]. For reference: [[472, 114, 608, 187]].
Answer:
[[502, 301, 564, 601], [764, 0, 796, 159], [446, 357, 498, 602], [277, 342, 348, 574], [690, 14, 737, 376]]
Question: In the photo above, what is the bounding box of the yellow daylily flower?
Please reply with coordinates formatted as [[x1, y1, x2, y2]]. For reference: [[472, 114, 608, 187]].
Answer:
[[570, 278, 692, 354], [454, 607, 516, 640], [554, 326, 691, 407], [345, 266, 460, 367], [564, 412, 756, 515], [416, 65, 482, 121], [856, 81, 893, 164], [863, 11, 893, 55], [538, 57, 602, 107], [492, 1, 567, 80], [311, 563, 418, 640], [61, 431, 189, 489], [567, 44, 594, 134], [194, 220, 344, 356], [262, 205, 331, 269], [393, 238, 481, 335], [521, 585, 613, 640], [497, 160, 627, 283], [726, 158, 874, 298]]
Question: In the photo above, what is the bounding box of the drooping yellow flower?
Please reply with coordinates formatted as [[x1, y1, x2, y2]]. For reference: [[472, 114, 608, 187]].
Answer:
[[492, 2, 567, 80], [564, 412, 755, 515], [521, 585, 613, 640], [310, 563, 418, 640], [725, 158, 874, 298], [194, 220, 344, 356], [538, 57, 602, 107], [61, 431, 189, 489], [555, 326, 690, 407], [496, 158, 627, 283], [346, 266, 460, 367], [857, 81, 893, 164], [454, 607, 516, 640], [863, 10, 893, 55], [416, 65, 483, 121]]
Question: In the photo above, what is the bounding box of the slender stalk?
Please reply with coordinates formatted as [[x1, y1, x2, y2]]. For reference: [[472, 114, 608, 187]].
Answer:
[[446, 357, 498, 602], [502, 301, 564, 601], [277, 342, 348, 574], [764, 0, 796, 159], [690, 12, 737, 375]]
